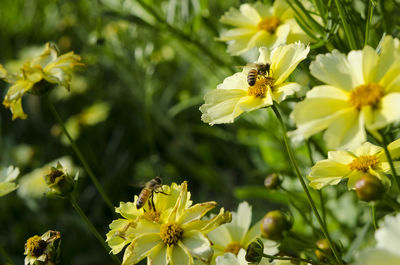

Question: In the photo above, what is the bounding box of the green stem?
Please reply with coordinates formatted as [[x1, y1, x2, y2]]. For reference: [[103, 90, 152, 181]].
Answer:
[[379, 131, 400, 192], [271, 104, 343, 265], [306, 140, 327, 225], [371, 203, 377, 230], [383, 194, 400, 211], [44, 94, 114, 211], [364, 0, 374, 46], [334, 0, 358, 49], [0, 245, 14, 265], [262, 253, 320, 265], [69, 196, 120, 264]]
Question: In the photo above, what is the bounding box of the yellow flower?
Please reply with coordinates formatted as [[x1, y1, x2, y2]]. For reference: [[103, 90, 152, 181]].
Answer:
[[0, 43, 83, 119], [208, 202, 277, 264], [355, 213, 400, 265], [0, 166, 19, 197], [307, 140, 400, 189], [24, 230, 61, 265], [200, 43, 309, 125], [291, 36, 400, 149], [116, 181, 231, 265], [106, 182, 187, 255], [219, 0, 312, 55], [216, 249, 271, 265]]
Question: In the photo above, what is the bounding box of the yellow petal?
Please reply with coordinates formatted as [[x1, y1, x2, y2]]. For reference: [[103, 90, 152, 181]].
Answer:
[[181, 231, 213, 263], [271, 42, 309, 85], [272, 82, 301, 102], [220, 5, 260, 27], [305, 85, 349, 100], [346, 170, 365, 189], [169, 243, 194, 265], [387, 138, 400, 159], [327, 150, 355, 164], [368, 93, 400, 130], [375, 36, 400, 83], [361, 46, 379, 83], [122, 233, 162, 265], [116, 201, 142, 220], [178, 202, 217, 225], [207, 225, 232, 249], [353, 142, 382, 157], [219, 28, 257, 41], [0, 182, 18, 197], [308, 160, 351, 189], [237, 95, 266, 112], [148, 243, 168, 265]]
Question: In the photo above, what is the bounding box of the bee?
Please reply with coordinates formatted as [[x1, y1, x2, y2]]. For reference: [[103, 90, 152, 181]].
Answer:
[[247, 63, 271, 86], [136, 177, 166, 210]]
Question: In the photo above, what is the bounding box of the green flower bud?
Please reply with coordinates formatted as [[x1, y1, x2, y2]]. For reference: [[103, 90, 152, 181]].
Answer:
[[260, 210, 291, 241], [264, 173, 281, 189], [315, 238, 333, 262], [354, 173, 384, 202], [44, 162, 74, 196], [245, 238, 264, 264]]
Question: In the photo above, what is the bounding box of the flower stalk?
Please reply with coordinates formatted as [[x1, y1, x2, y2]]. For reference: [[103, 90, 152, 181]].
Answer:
[[379, 131, 400, 193], [44, 93, 114, 211], [69, 195, 120, 264], [271, 103, 343, 265], [262, 253, 320, 265]]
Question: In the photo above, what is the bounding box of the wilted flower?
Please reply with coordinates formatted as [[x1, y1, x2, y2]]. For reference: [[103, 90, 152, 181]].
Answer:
[[200, 43, 309, 125], [0, 43, 83, 119], [219, 0, 312, 55], [44, 162, 75, 197], [355, 213, 400, 265], [208, 202, 277, 264], [307, 141, 400, 189], [0, 166, 19, 197], [107, 181, 231, 265], [291, 35, 400, 149], [24, 230, 61, 265]]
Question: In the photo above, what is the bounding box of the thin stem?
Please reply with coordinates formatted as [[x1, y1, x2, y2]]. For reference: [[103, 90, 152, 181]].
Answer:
[[0, 245, 14, 265], [334, 0, 358, 49], [371, 204, 377, 230], [364, 0, 374, 46], [379, 131, 400, 192], [69, 196, 120, 264], [306, 140, 327, 225], [271, 104, 343, 265], [263, 253, 320, 265], [383, 194, 400, 211], [44, 94, 114, 211]]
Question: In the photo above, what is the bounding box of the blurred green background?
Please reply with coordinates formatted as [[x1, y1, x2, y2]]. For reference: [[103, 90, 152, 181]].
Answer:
[[2, 0, 400, 264]]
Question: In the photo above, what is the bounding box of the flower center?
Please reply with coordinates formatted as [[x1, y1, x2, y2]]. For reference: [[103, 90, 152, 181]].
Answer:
[[348, 155, 379, 172], [26, 235, 47, 257], [248, 76, 274, 98], [224, 241, 242, 255], [349, 83, 384, 109], [141, 210, 160, 222], [160, 222, 183, 246], [258, 16, 281, 33]]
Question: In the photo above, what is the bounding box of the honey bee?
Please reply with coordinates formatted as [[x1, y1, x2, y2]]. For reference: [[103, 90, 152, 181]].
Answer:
[[246, 63, 271, 86], [136, 177, 166, 210]]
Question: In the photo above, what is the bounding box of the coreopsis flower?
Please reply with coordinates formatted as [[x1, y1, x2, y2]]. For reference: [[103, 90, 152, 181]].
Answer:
[[219, 0, 312, 55], [108, 181, 231, 265], [307, 140, 400, 189], [44, 162, 75, 197], [291, 35, 400, 149], [106, 182, 187, 255], [216, 249, 270, 265], [0, 166, 19, 197], [208, 202, 277, 264], [355, 213, 400, 265], [200, 43, 309, 125], [24, 230, 61, 265], [0, 43, 83, 119]]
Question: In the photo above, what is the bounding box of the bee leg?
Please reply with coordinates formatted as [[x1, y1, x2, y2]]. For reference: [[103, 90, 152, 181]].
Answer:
[[155, 187, 169, 195]]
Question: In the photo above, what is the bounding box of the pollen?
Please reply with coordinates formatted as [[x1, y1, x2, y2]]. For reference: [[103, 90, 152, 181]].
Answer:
[[248, 76, 274, 98], [224, 241, 242, 255], [26, 235, 47, 257], [349, 83, 384, 109], [348, 155, 379, 172], [141, 210, 160, 222], [160, 222, 183, 246], [258, 16, 281, 33]]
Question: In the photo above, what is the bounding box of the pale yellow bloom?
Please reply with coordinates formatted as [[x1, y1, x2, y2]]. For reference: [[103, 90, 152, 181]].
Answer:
[[24, 230, 61, 265], [216, 249, 271, 265], [219, 0, 312, 55], [291, 36, 400, 149], [308, 140, 400, 189], [200, 43, 309, 125], [355, 213, 400, 265], [0, 166, 19, 197], [115, 181, 231, 265], [0, 43, 82, 119], [208, 202, 277, 264]]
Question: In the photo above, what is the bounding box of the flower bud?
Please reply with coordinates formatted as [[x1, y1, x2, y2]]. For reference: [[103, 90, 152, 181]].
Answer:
[[245, 238, 264, 264], [260, 210, 291, 241], [264, 173, 281, 189], [354, 173, 384, 202], [44, 162, 74, 196], [315, 239, 332, 262]]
